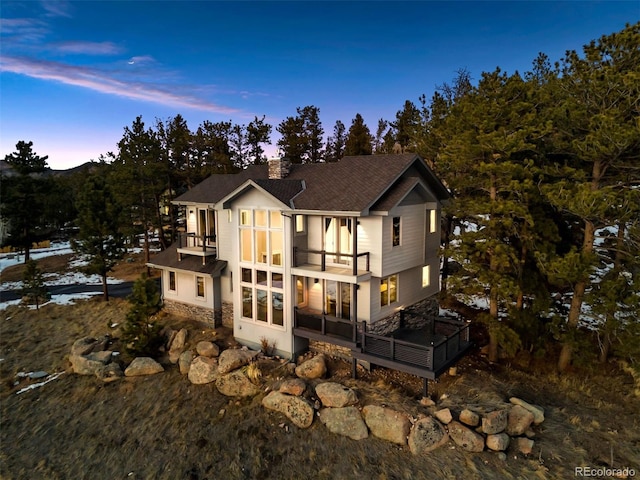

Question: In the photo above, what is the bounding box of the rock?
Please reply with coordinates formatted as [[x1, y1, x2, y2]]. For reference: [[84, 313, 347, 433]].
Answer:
[[196, 341, 220, 358], [509, 397, 545, 425], [262, 391, 315, 428], [216, 370, 261, 397], [124, 357, 164, 377], [187, 356, 218, 384], [28, 371, 48, 380], [279, 378, 306, 396], [218, 349, 257, 374], [71, 337, 99, 355], [315, 382, 358, 408], [507, 405, 535, 436], [486, 433, 510, 451], [459, 409, 480, 427], [95, 363, 123, 382], [318, 406, 368, 440], [515, 437, 535, 455], [295, 354, 326, 380], [69, 354, 104, 376], [363, 405, 411, 446], [498, 452, 507, 461], [86, 351, 113, 364], [408, 416, 449, 454], [448, 421, 485, 452], [169, 328, 187, 352], [178, 350, 195, 375], [434, 408, 453, 424], [482, 409, 508, 435], [420, 397, 436, 407]]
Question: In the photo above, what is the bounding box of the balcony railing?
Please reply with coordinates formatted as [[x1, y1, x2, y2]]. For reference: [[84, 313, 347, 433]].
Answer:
[[293, 247, 370, 275], [294, 309, 365, 345]]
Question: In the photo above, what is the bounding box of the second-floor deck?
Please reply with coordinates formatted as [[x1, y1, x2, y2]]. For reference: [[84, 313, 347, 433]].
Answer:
[[177, 233, 217, 264], [292, 247, 371, 281]]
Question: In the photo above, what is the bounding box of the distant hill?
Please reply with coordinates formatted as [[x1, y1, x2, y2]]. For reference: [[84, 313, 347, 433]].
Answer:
[[0, 160, 99, 178]]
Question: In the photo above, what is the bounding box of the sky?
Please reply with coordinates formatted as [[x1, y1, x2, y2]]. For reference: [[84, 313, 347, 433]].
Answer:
[[1, 1, 638, 170]]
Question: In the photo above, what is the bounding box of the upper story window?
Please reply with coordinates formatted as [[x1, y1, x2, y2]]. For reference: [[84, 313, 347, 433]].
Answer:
[[295, 214, 306, 233], [239, 209, 283, 266], [422, 265, 430, 288], [429, 209, 437, 234], [392, 217, 401, 247]]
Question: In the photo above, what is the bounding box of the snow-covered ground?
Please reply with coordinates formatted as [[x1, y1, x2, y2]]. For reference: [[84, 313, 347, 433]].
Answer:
[[0, 242, 123, 310]]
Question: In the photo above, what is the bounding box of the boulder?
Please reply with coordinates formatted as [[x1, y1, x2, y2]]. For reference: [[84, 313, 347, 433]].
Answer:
[[509, 397, 545, 425], [279, 378, 306, 396], [196, 341, 220, 358], [262, 391, 315, 428], [69, 354, 105, 376], [168, 328, 187, 352], [363, 405, 411, 445], [515, 437, 535, 455], [434, 408, 453, 424], [179, 350, 196, 375], [124, 357, 164, 377], [507, 405, 535, 436], [86, 351, 113, 364], [486, 433, 510, 451], [459, 409, 480, 427], [408, 416, 449, 454], [187, 356, 218, 384], [318, 406, 368, 440], [420, 397, 436, 407], [295, 354, 326, 380], [315, 382, 358, 408], [482, 409, 508, 435], [217, 349, 257, 374], [216, 371, 261, 397], [95, 363, 123, 383], [71, 337, 107, 356], [448, 421, 485, 452]]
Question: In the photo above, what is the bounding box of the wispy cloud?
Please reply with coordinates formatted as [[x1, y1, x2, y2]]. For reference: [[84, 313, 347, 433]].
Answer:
[[0, 55, 241, 115], [127, 55, 156, 65], [40, 0, 73, 18], [0, 17, 49, 42], [52, 41, 123, 56]]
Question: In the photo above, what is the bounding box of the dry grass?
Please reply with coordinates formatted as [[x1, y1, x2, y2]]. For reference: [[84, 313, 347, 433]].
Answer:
[[1, 255, 640, 479]]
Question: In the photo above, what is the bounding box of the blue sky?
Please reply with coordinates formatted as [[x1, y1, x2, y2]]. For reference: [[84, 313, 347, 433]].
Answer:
[[1, 1, 638, 170]]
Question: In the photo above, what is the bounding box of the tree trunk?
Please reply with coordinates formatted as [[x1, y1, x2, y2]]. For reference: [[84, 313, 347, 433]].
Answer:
[[102, 273, 109, 302], [488, 176, 499, 363], [441, 214, 453, 294]]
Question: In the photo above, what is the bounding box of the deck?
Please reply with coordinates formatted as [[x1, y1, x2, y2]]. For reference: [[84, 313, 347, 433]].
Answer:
[[293, 310, 472, 394]]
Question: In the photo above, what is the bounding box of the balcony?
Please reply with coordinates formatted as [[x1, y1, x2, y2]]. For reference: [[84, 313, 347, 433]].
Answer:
[[177, 233, 217, 264], [292, 247, 371, 282]]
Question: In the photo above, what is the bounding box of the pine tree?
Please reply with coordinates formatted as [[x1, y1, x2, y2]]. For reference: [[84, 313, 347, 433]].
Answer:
[[72, 170, 125, 301], [344, 114, 373, 155], [325, 120, 346, 162], [121, 273, 163, 357], [22, 259, 48, 309], [246, 116, 272, 165]]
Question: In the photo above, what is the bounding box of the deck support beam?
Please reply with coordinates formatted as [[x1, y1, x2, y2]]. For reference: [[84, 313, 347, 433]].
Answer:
[[422, 378, 429, 398], [352, 358, 357, 380]]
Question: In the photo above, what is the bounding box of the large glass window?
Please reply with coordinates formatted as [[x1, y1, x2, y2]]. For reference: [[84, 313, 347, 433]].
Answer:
[[257, 289, 268, 322], [380, 275, 397, 307], [255, 230, 267, 264], [242, 287, 253, 318], [241, 229, 252, 262], [270, 230, 283, 266], [272, 292, 283, 326]]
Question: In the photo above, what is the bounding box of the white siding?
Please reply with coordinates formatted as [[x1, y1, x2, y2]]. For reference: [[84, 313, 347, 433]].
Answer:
[[381, 204, 426, 276], [163, 269, 214, 309], [357, 216, 382, 276]]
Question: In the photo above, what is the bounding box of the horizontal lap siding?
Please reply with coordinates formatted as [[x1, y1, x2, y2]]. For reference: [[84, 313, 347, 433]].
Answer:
[[382, 204, 426, 277]]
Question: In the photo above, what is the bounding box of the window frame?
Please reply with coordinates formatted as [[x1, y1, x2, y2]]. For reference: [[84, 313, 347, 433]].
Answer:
[[422, 265, 430, 288], [196, 276, 205, 299], [168, 271, 176, 292], [392, 216, 401, 247], [380, 274, 398, 307]]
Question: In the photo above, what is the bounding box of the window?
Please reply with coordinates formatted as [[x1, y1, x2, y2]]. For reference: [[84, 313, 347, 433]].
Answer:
[[168, 271, 176, 292], [272, 292, 284, 326], [240, 210, 252, 226], [430, 209, 437, 234], [295, 215, 306, 233], [242, 287, 253, 318], [196, 276, 205, 298], [422, 265, 430, 288], [392, 217, 401, 247], [380, 275, 397, 307], [296, 278, 307, 306]]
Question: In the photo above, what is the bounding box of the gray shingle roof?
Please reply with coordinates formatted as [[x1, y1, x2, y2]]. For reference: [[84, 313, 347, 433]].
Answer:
[[173, 154, 449, 214], [147, 245, 227, 276]]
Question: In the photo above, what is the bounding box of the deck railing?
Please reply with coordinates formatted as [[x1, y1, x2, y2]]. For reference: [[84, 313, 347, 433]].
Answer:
[[294, 310, 364, 344], [178, 232, 216, 253], [293, 247, 370, 275]]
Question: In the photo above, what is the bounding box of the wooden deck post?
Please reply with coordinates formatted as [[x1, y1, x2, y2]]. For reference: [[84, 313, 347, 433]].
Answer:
[[423, 378, 429, 398], [352, 358, 357, 379]]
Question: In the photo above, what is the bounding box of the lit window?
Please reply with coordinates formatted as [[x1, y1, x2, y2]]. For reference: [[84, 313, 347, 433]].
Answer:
[[255, 230, 267, 264], [240, 210, 252, 226], [270, 211, 282, 229], [295, 215, 305, 233], [380, 274, 398, 307], [241, 229, 252, 262], [422, 265, 430, 288], [255, 209, 267, 227], [392, 217, 401, 246], [430, 210, 437, 234], [296, 278, 306, 306], [168, 271, 176, 292], [270, 230, 283, 266], [196, 276, 205, 298]]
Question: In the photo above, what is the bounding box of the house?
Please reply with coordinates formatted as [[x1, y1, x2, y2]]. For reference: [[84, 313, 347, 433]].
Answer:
[[148, 154, 470, 390]]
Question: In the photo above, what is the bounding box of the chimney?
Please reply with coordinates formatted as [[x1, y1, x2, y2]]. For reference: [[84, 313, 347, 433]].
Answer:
[[268, 152, 290, 179]]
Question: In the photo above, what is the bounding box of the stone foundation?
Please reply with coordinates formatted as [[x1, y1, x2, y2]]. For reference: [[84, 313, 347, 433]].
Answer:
[[221, 301, 234, 328], [367, 296, 439, 336], [309, 341, 353, 361], [163, 300, 219, 327]]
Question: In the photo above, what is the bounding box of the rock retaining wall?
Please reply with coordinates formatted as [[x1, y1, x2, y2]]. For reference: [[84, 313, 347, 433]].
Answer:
[[163, 300, 219, 327]]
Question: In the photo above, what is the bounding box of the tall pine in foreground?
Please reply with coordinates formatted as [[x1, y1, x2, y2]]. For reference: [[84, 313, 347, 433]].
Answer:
[[121, 273, 162, 357], [22, 259, 48, 310], [72, 170, 125, 301]]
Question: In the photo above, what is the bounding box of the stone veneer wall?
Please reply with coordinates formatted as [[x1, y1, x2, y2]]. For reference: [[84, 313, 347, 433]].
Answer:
[[163, 300, 220, 327], [221, 301, 234, 328], [367, 296, 439, 336], [309, 341, 353, 361]]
